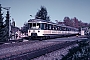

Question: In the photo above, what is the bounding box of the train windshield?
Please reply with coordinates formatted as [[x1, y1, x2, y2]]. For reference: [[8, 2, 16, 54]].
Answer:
[[28, 23, 50, 30], [28, 23, 40, 30]]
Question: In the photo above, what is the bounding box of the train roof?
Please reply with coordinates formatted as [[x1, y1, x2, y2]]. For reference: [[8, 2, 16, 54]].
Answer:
[[28, 19, 56, 24], [28, 19, 78, 30], [28, 19, 47, 23], [63, 25, 79, 30]]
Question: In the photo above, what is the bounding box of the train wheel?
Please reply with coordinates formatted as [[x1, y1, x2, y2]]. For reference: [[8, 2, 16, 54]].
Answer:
[[45, 36, 47, 40], [39, 37, 42, 41], [40, 38, 42, 41], [29, 37, 31, 40], [47, 36, 50, 39]]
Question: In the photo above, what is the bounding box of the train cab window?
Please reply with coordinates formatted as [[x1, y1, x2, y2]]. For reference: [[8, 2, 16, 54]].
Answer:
[[33, 23, 36, 27], [28, 23, 41, 29], [28, 23, 32, 28]]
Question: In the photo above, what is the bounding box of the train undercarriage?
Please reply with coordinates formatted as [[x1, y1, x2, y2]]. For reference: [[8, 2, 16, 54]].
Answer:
[[27, 33, 79, 40]]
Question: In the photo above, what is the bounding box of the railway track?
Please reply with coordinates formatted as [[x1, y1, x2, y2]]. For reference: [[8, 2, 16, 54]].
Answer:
[[0, 40, 39, 49], [0, 35, 87, 60], [0, 41, 76, 60], [0, 41, 63, 57]]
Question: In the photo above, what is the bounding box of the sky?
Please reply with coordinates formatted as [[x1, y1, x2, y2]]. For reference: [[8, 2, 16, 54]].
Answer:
[[0, 0, 90, 28]]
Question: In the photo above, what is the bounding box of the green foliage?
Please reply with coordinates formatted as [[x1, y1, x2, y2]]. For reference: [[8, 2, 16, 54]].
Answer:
[[35, 6, 50, 21], [61, 40, 90, 60], [0, 6, 9, 44], [0, 26, 8, 43], [21, 23, 28, 33], [63, 17, 90, 28]]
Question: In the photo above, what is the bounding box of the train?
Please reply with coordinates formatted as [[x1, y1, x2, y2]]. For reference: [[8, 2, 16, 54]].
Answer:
[[28, 19, 79, 40]]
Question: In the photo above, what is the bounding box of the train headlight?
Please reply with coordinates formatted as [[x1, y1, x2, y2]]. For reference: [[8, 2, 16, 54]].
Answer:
[[38, 31, 40, 32]]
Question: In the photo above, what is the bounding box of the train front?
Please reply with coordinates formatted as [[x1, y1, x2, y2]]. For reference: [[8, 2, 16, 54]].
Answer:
[[28, 19, 45, 39]]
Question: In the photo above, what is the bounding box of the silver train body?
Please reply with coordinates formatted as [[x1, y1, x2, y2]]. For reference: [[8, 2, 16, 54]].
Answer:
[[28, 19, 79, 39]]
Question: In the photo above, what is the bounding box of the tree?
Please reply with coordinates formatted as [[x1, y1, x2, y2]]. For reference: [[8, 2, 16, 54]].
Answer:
[[0, 5, 6, 43], [63, 17, 71, 26], [63, 17, 90, 29], [88, 23, 90, 28], [0, 4, 10, 43], [0, 4, 5, 43], [71, 17, 79, 28], [46, 16, 50, 21], [21, 22, 28, 33], [35, 6, 50, 21]]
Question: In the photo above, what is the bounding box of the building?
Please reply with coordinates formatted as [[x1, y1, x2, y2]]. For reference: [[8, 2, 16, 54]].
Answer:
[[10, 19, 20, 40]]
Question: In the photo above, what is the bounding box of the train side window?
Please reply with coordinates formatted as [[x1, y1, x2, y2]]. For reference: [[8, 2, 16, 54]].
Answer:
[[62, 27, 64, 31], [44, 23, 46, 30], [62, 27, 66, 31], [51, 25, 53, 30], [52, 25, 56, 30], [60, 27, 63, 31], [69, 28, 71, 31], [67, 28, 69, 31], [59, 26, 61, 30], [41, 23, 47, 30], [56, 26, 58, 30], [66, 28, 68, 31], [57, 26, 60, 30], [41, 23, 44, 30], [46, 24, 48, 30], [54, 25, 56, 30], [47, 24, 49, 30], [59, 26, 61, 31], [46, 24, 51, 30], [57, 26, 59, 30], [64, 27, 66, 31], [37, 23, 40, 28], [53, 25, 54, 30]]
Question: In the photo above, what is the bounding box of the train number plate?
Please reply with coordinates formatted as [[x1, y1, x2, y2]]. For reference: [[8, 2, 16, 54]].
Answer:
[[33, 30, 35, 32]]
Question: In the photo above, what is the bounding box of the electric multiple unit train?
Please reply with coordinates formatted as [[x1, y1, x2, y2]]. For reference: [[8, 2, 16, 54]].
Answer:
[[28, 19, 79, 39]]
